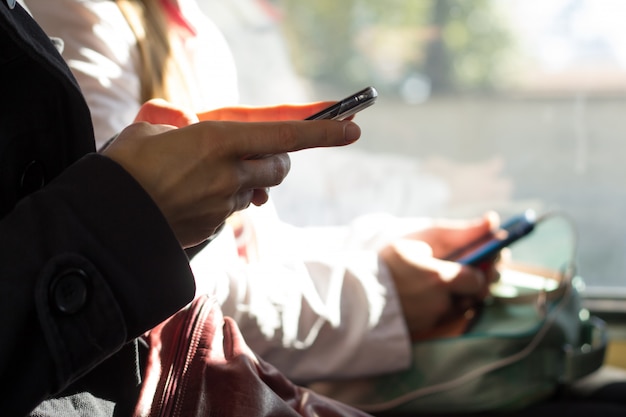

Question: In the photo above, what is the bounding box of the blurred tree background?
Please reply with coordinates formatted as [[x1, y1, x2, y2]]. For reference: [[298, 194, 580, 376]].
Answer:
[[275, 0, 515, 99]]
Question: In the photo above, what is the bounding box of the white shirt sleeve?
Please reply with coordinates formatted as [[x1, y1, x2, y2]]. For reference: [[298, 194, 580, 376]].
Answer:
[[191, 202, 419, 383], [28, 0, 142, 148], [27, 0, 239, 148]]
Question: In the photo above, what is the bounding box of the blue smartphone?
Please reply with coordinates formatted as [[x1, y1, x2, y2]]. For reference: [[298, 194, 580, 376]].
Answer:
[[444, 209, 537, 266], [305, 86, 378, 121]]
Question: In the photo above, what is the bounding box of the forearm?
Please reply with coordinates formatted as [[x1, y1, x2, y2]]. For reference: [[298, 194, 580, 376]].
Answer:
[[0, 154, 195, 416]]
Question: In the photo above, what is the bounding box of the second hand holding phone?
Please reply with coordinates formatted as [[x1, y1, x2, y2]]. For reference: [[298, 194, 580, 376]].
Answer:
[[305, 86, 378, 121], [438, 209, 538, 335]]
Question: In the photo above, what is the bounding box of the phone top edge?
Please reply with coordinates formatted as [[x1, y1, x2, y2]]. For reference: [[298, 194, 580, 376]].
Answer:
[[305, 86, 378, 120], [333, 97, 376, 120]]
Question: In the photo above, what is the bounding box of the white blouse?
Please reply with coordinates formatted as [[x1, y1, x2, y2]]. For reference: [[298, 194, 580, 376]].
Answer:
[[27, 0, 239, 147], [27, 0, 413, 383]]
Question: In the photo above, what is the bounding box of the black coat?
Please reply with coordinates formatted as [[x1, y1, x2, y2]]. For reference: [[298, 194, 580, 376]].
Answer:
[[0, 3, 195, 416]]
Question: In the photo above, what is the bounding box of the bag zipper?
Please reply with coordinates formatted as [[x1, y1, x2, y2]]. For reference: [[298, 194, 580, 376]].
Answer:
[[154, 297, 210, 417]]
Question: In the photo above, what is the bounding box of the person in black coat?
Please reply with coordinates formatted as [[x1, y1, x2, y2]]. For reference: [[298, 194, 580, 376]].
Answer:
[[0, 2, 361, 416]]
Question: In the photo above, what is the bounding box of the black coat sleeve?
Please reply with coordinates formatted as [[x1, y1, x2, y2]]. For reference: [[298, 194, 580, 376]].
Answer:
[[0, 4, 196, 416], [0, 155, 196, 416]]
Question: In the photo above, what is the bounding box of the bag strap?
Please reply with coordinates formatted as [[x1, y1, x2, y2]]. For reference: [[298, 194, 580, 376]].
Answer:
[[496, 263, 608, 384]]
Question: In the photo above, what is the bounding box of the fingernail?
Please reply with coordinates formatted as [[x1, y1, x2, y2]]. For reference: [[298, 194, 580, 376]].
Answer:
[[343, 122, 361, 144]]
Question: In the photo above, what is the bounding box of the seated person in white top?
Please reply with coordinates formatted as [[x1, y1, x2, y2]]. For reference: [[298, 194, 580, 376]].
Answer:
[[28, 0, 499, 384]]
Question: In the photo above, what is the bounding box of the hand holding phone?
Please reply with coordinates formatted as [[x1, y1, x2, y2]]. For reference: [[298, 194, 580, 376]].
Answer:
[[305, 86, 378, 121], [431, 210, 538, 335]]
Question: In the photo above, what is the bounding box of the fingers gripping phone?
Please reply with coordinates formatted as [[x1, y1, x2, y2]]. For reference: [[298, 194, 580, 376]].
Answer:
[[444, 209, 538, 267], [305, 86, 378, 120]]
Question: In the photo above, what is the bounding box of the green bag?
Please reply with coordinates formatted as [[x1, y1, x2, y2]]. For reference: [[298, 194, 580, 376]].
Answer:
[[310, 215, 607, 414]]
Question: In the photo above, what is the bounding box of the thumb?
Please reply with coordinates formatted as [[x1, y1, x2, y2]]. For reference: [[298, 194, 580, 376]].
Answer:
[[445, 263, 488, 296]]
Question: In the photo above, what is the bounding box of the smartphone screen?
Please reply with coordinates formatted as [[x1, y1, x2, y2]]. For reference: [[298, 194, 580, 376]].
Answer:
[[444, 210, 537, 266], [305, 86, 378, 121]]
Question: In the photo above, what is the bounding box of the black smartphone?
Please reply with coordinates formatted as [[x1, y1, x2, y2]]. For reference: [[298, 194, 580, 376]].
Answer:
[[305, 86, 378, 121], [444, 209, 538, 267]]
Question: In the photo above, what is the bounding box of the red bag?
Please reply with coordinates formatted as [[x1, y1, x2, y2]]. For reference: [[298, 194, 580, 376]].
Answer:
[[133, 294, 372, 417]]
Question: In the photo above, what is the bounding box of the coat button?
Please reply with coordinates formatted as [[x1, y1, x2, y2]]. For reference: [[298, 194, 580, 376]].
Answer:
[[51, 269, 89, 314], [20, 160, 45, 195], [6, 0, 16, 9]]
